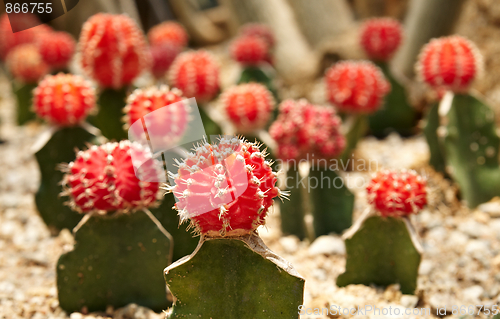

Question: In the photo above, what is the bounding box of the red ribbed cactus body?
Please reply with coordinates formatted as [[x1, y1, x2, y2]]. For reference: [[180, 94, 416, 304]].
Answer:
[[150, 43, 182, 79], [148, 21, 188, 48], [240, 23, 275, 48], [360, 18, 403, 62], [168, 50, 219, 102], [79, 13, 149, 89], [169, 138, 280, 237], [221, 83, 274, 132], [38, 31, 76, 69], [33, 74, 96, 126], [325, 61, 390, 114], [230, 35, 269, 66], [366, 169, 427, 217], [416, 36, 482, 93], [6, 44, 49, 83], [269, 99, 345, 161], [0, 13, 51, 60], [63, 141, 161, 213]]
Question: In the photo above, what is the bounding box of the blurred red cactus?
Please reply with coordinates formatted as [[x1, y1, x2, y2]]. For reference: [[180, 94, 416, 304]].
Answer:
[[240, 23, 275, 48], [38, 31, 76, 69], [148, 21, 188, 48], [149, 42, 182, 79], [360, 18, 403, 62], [230, 35, 270, 66], [6, 44, 49, 83]]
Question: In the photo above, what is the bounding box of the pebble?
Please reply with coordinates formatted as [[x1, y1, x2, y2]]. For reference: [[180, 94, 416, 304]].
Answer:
[[278, 236, 299, 254], [458, 220, 490, 238], [478, 201, 500, 217], [462, 285, 484, 303], [308, 235, 345, 256], [418, 260, 433, 276], [400, 295, 419, 308]]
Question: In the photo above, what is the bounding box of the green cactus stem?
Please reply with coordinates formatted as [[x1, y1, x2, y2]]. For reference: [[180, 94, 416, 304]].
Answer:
[[150, 192, 199, 262], [309, 167, 354, 236], [34, 126, 96, 234], [280, 164, 308, 240], [198, 105, 222, 137], [423, 101, 446, 174], [89, 87, 128, 141], [439, 93, 500, 208], [164, 233, 304, 319], [336, 213, 422, 294], [14, 82, 37, 125], [340, 114, 369, 164], [57, 210, 173, 313], [368, 63, 417, 138]]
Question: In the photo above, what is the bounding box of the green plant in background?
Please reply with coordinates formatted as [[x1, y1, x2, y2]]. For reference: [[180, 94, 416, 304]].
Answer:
[[337, 169, 426, 295], [57, 141, 173, 312], [417, 35, 500, 208], [164, 137, 304, 318], [270, 99, 354, 240], [359, 18, 418, 138], [78, 13, 150, 141], [32, 74, 98, 234], [5, 44, 50, 125]]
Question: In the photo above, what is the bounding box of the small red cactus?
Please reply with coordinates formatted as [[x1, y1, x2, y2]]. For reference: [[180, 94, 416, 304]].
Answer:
[[416, 35, 482, 93], [360, 18, 403, 62], [148, 21, 188, 48], [168, 137, 280, 237], [79, 13, 150, 89], [0, 13, 51, 60], [38, 31, 76, 69], [230, 35, 269, 66], [63, 141, 161, 213], [366, 169, 427, 217], [149, 42, 182, 79], [325, 61, 390, 114], [269, 99, 345, 161], [220, 83, 275, 133], [6, 44, 49, 83], [168, 50, 219, 102], [33, 73, 96, 126], [240, 23, 275, 48]]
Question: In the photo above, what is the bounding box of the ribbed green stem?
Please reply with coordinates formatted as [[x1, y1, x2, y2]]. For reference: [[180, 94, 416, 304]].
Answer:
[[14, 82, 37, 125], [35, 126, 95, 234], [198, 105, 222, 138], [89, 87, 128, 141], [340, 114, 368, 164], [279, 165, 307, 240], [309, 167, 353, 236], [423, 101, 446, 174]]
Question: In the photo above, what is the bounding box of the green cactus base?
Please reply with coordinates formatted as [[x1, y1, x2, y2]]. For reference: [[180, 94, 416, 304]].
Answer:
[[340, 115, 369, 164], [198, 105, 222, 138], [280, 165, 307, 240], [423, 101, 447, 174], [336, 215, 421, 295], [14, 82, 37, 125], [165, 234, 304, 319], [89, 88, 128, 141], [35, 126, 95, 234], [309, 168, 353, 236], [150, 192, 199, 262], [238, 66, 277, 98], [441, 93, 500, 208], [368, 63, 417, 138], [57, 211, 172, 313]]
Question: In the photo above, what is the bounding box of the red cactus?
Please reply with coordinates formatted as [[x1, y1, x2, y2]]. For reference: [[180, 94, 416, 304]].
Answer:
[[230, 35, 269, 66], [33, 73, 96, 126], [148, 21, 188, 48], [416, 35, 482, 93], [38, 31, 76, 69], [325, 61, 390, 114], [169, 137, 280, 237], [366, 169, 427, 217], [63, 141, 161, 213], [168, 50, 219, 102], [6, 44, 49, 83], [221, 83, 275, 132], [360, 18, 403, 62], [0, 13, 51, 60], [240, 23, 275, 48], [149, 42, 182, 79], [78, 13, 150, 89], [269, 99, 345, 161]]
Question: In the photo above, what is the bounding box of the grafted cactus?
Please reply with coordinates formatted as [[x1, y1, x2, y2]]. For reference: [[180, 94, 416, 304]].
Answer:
[[337, 169, 426, 294], [33, 73, 97, 233], [79, 13, 150, 140], [148, 21, 189, 48], [417, 36, 498, 207], [37, 31, 75, 71], [164, 137, 304, 318], [57, 141, 173, 312]]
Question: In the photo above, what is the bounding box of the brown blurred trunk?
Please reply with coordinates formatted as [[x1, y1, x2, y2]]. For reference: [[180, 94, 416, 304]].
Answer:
[[391, 0, 467, 80], [222, 0, 319, 85], [353, 0, 409, 19]]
